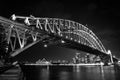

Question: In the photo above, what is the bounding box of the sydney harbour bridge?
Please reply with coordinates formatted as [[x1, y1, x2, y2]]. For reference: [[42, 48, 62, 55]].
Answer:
[[0, 14, 118, 66]]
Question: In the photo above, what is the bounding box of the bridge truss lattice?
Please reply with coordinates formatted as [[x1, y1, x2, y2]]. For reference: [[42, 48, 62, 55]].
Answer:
[[0, 14, 116, 63]]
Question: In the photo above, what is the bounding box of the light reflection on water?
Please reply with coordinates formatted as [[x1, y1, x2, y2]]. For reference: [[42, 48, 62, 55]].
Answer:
[[21, 65, 120, 80]]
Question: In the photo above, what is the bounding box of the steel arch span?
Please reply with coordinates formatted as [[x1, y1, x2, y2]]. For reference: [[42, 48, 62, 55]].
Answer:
[[0, 14, 118, 63]]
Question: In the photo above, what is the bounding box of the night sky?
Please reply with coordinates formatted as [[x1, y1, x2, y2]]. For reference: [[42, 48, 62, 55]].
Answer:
[[0, 0, 120, 62]]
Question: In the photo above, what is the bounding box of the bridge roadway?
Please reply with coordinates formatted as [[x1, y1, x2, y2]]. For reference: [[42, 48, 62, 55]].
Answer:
[[46, 36, 118, 62]]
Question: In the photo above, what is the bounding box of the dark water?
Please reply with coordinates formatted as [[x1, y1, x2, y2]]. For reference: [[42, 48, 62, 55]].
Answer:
[[21, 65, 120, 80]]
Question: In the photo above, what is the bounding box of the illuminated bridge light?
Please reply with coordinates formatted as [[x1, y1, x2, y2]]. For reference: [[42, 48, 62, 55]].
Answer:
[[24, 17, 30, 25], [65, 36, 68, 39], [44, 44, 48, 47], [11, 14, 16, 20], [80, 41, 83, 43], [113, 55, 115, 57]]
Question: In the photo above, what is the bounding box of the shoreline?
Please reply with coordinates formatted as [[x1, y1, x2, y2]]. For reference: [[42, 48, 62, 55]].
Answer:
[[24, 63, 105, 66]]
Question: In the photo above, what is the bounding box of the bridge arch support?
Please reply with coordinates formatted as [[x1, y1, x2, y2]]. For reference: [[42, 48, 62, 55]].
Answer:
[[0, 14, 117, 64]]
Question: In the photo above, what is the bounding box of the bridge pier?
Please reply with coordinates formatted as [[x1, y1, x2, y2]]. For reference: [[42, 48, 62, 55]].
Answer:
[[99, 54, 112, 65]]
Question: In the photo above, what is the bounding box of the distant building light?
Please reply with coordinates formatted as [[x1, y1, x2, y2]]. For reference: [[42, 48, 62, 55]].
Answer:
[[74, 39, 77, 42], [65, 36, 68, 38], [70, 38, 73, 40], [60, 34, 63, 36], [61, 40, 65, 43]]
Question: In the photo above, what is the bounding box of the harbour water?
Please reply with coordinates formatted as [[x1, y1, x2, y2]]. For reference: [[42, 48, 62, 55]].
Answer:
[[21, 65, 120, 80]]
